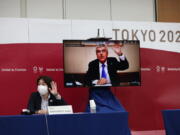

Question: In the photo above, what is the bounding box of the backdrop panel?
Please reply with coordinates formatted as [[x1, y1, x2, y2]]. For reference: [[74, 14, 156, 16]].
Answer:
[[0, 43, 180, 131]]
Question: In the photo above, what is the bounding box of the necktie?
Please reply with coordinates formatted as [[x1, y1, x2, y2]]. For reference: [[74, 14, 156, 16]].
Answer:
[[101, 64, 107, 79]]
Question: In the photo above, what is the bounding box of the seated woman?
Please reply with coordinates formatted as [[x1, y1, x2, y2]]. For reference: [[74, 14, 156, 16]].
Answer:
[[27, 76, 67, 114]]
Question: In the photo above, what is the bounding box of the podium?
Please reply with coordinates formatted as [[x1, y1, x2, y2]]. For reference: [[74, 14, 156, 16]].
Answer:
[[162, 109, 180, 135], [0, 112, 131, 135]]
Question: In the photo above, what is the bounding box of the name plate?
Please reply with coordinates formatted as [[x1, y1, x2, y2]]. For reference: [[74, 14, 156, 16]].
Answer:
[[48, 105, 73, 115]]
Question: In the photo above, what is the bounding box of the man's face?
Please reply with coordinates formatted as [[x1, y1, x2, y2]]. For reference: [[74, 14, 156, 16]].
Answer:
[[96, 46, 108, 63]]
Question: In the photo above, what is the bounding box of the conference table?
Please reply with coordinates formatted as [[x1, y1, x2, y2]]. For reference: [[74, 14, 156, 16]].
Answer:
[[0, 112, 131, 135], [162, 109, 180, 135]]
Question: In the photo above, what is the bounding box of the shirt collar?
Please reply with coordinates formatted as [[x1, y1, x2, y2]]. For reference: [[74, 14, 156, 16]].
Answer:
[[41, 93, 51, 101], [99, 61, 107, 67]]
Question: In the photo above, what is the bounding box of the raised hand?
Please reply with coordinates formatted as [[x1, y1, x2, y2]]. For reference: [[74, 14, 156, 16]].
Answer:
[[49, 81, 61, 99], [49, 81, 58, 96], [112, 43, 123, 56]]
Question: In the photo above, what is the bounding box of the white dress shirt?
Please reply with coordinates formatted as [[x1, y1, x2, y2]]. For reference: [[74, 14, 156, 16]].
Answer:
[[92, 54, 126, 86]]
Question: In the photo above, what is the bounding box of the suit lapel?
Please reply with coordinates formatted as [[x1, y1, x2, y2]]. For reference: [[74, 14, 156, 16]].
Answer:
[[36, 93, 42, 109], [107, 58, 114, 81], [107, 58, 112, 73], [95, 59, 100, 79]]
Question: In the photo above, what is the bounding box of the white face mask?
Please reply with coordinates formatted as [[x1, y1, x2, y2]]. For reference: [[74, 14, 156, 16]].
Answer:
[[37, 85, 48, 96]]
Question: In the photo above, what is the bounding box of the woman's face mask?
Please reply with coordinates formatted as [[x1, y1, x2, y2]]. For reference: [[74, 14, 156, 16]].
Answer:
[[37, 85, 48, 96]]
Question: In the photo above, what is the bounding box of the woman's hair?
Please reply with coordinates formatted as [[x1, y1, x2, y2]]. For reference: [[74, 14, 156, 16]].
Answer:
[[36, 76, 53, 89]]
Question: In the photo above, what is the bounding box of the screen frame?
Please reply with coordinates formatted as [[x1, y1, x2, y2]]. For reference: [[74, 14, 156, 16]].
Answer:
[[63, 39, 141, 88]]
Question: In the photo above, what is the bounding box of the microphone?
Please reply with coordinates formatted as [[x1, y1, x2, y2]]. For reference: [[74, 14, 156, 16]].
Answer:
[[21, 109, 33, 115]]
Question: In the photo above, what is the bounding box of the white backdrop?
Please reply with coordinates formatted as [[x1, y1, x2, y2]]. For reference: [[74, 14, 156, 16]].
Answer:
[[0, 0, 155, 21], [0, 18, 179, 53]]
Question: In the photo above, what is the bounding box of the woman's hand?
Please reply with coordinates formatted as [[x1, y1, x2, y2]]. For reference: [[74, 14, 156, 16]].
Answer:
[[49, 81, 61, 99], [49, 81, 58, 95], [36, 109, 48, 114]]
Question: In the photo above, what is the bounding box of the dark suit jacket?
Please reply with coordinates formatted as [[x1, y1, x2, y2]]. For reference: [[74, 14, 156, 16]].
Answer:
[[27, 92, 67, 114], [85, 57, 129, 86]]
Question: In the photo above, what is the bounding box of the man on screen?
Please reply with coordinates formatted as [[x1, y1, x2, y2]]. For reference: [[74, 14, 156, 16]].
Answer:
[[85, 42, 129, 87]]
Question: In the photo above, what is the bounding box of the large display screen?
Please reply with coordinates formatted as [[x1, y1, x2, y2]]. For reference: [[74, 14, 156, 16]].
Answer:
[[63, 40, 141, 88]]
